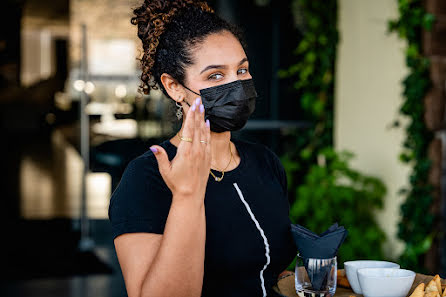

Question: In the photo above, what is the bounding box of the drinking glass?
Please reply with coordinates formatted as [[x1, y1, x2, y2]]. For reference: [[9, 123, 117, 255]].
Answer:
[[294, 254, 337, 297]]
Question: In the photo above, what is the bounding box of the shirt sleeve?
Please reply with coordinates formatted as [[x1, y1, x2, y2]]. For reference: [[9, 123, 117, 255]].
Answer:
[[259, 144, 293, 219], [266, 147, 293, 224], [263, 146, 288, 199], [108, 154, 172, 240], [274, 155, 288, 199]]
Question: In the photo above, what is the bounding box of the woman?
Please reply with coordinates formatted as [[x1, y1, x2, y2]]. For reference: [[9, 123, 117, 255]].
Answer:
[[108, 1, 296, 296]]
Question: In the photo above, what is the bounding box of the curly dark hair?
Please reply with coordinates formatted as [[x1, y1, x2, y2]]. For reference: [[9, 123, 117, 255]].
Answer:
[[130, 0, 248, 98]]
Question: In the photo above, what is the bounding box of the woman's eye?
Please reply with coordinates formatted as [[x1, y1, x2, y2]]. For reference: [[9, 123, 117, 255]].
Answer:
[[238, 68, 248, 75], [208, 73, 223, 80]]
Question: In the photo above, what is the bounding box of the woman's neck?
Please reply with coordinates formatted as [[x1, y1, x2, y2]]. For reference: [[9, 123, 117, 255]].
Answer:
[[208, 131, 237, 171], [209, 130, 231, 155]]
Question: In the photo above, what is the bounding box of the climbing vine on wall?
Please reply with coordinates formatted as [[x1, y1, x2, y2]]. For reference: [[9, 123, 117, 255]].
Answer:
[[278, 0, 338, 196], [280, 0, 386, 268], [388, 0, 435, 272]]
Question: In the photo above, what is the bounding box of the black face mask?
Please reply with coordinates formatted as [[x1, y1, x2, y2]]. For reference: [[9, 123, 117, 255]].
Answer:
[[181, 78, 257, 133]]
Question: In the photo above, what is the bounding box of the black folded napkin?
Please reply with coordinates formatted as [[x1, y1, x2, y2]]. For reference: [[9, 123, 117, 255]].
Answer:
[[290, 223, 348, 291]]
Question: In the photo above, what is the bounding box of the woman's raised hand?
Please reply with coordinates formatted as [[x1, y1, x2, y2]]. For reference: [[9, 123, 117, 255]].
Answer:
[[150, 97, 212, 201]]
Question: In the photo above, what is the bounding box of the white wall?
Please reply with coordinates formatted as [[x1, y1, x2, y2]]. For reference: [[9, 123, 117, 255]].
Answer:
[[20, 15, 69, 87], [21, 29, 55, 86], [335, 0, 410, 259]]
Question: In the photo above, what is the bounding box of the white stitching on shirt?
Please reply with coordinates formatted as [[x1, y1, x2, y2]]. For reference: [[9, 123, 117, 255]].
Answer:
[[233, 182, 271, 297]]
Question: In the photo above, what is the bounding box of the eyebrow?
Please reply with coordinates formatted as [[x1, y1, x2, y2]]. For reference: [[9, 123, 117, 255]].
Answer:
[[199, 57, 249, 74]]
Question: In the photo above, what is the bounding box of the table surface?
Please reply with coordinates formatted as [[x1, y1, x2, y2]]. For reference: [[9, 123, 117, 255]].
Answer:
[[273, 270, 446, 297]]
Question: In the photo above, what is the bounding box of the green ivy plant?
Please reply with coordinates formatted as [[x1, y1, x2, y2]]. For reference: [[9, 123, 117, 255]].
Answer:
[[281, 0, 387, 271], [388, 0, 435, 272], [288, 148, 387, 268], [278, 0, 338, 200]]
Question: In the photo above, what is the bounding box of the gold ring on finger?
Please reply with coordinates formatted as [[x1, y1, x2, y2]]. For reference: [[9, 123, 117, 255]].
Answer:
[[180, 136, 193, 142], [200, 140, 208, 144]]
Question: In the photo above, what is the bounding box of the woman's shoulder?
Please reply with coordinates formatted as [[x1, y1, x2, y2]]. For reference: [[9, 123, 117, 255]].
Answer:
[[126, 138, 175, 172], [233, 137, 286, 188], [114, 138, 178, 196], [126, 149, 157, 174], [108, 139, 174, 238], [232, 137, 281, 164]]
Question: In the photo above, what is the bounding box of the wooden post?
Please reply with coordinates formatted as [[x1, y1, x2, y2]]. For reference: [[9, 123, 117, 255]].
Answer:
[[423, 0, 446, 276]]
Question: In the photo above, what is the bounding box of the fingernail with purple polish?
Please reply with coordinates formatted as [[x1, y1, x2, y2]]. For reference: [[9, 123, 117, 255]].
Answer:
[[150, 147, 158, 153], [199, 104, 204, 113], [195, 98, 201, 105], [191, 103, 196, 111], [206, 119, 210, 127]]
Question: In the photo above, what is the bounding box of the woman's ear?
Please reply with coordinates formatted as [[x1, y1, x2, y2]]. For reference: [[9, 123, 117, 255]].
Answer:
[[160, 73, 186, 102]]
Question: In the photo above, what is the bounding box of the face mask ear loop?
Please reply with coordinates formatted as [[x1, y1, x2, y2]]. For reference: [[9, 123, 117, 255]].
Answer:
[[183, 100, 191, 107], [181, 83, 201, 97]]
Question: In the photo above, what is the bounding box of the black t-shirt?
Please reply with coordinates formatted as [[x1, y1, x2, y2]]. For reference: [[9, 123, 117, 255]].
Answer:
[[108, 137, 297, 297]]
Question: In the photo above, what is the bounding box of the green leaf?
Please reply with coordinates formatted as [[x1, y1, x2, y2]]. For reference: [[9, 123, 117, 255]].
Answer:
[[422, 13, 435, 31]]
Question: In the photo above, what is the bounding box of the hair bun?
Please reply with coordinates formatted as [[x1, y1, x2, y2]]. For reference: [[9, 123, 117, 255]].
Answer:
[[131, 0, 214, 94], [132, 0, 214, 39]]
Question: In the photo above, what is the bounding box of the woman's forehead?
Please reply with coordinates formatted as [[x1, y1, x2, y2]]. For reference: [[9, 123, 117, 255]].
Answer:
[[190, 31, 247, 70]]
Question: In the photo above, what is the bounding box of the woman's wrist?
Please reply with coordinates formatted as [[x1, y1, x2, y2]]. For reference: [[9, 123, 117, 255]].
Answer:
[[172, 191, 205, 208]]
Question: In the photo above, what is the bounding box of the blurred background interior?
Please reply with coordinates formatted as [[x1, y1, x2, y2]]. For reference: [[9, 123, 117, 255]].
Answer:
[[1, 0, 445, 296]]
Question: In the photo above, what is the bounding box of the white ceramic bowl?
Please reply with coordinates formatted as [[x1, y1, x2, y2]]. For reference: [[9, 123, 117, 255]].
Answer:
[[357, 268, 415, 297], [344, 260, 400, 294]]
